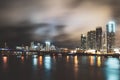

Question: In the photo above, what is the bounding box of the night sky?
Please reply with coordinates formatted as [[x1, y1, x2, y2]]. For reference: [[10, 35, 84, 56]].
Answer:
[[0, 0, 120, 48]]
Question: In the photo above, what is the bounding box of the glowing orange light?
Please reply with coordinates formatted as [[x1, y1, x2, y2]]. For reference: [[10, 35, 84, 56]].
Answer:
[[39, 56, 43, 66], [90, 56, 94, 66], [3, 56, 7, 64]]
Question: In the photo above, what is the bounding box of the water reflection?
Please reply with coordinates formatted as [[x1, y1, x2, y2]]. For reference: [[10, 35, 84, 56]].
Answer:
[[105, 58, 120, 80], [74, 56, 78, 65], [97, 56, 101, 67], [66, 56, 69, 62], [0, 55, 120, 80], [33, 56, 38, 66], [2, 56, 8, 71], [105, 58, 119, 69], [89, 56, 95, 66], [74, 56, 78, 70], [44, 56, 51, 70], [38, 56, 43, 66], [21, 56, 24, 63], [82, 56, 87, 64], [3, 56, 7, 64]]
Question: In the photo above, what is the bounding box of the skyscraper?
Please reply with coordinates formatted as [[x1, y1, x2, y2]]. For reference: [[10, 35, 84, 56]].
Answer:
[[80, 34, 87, 50], [87, 31, 96, 49], [45, 41, 51, 51], [106, 21, 116, 53], [96, 27, 102, 51]]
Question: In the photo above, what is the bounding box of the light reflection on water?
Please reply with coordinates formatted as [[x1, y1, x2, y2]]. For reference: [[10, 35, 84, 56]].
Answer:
[[74, 56, 78, 65], [89, 56, 95, 66], [66, 56, 69, 62], [74, 56, 79, 79], [33, 56, 38, 66], [21, 56, 24, 63], [2, 56, 8, 71], [0, 55, 120, 80], [44, 56, 51, 70], [3, 56, 7, 64], [104, 58, 120, 80], [38, 56, 43, 66], [97, 56, 101, 67]]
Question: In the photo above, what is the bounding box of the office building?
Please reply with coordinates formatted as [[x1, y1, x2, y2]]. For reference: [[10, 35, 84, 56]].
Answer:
[[106, 21, 116, 53], [80, 34, 87, 50], [87, 31, 96, 49], [96, 27, 102, 51]]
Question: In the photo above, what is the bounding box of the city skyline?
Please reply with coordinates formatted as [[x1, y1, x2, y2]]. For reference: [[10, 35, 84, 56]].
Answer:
[[0, 1, 120, 80], [1, 22, 116, 51], [0, 0, 120, 48]]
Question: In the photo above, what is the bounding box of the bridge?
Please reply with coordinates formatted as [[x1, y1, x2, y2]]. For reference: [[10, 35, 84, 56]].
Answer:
[[0, 49, 120, 58]]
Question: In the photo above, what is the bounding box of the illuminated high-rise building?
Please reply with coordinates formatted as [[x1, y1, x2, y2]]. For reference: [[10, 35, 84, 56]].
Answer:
[[87, 31, 96, 49], [106, 21, 116, 53], [96, 27, 102, 51], [102, 32, 107, 54], [30, 41, 35, 50], [80, 34, 87, 50], [45, 41, 51, 51]]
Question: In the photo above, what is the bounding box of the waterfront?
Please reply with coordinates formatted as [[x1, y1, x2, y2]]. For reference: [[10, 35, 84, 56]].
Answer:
[[0, 55, 120, 80]]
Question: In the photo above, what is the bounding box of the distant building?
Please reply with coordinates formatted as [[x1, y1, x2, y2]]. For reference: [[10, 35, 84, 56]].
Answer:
[[45, 41, 51, 51], [87, 31, 96, 49], [80, 34, 87, 50], [36, 43, 41, 50], [30, 42, 35, 50], [106, 21, 116, 53], [96, 27, 102, 51], [50, 45, 56, 51], [30, 41, 37, 50]]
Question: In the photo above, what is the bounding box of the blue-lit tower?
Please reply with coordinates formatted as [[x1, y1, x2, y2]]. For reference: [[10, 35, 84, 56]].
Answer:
[[106, 21, 116, 53]]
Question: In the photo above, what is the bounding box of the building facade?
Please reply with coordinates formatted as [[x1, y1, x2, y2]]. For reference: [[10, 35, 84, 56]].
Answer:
[[106, 21, 116, 53], [87, 31, 96, 49], [96, 27, 102, 51], [80, 34, 87, 50]]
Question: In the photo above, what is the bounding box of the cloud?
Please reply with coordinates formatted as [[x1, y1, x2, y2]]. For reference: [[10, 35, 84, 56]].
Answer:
[[63, 2, 112, 40]]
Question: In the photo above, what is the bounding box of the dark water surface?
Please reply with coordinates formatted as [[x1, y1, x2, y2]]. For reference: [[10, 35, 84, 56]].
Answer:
[[0, 55, 120, 80]]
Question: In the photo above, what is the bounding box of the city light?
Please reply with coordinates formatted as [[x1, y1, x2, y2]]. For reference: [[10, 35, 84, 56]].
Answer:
[[0, 0, 120, 80], [3, 56, 7, 64], [85, 49, 96, 54], [45, 41, 51, 45], [108, 21, 116, 32], [114, 48, 120, 54]]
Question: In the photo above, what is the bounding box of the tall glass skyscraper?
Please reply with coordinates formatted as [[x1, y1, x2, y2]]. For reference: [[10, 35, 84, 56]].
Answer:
[[96, 27, 102, 51], [87, 31, 96, 49], [106, 21, 116, 53]]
